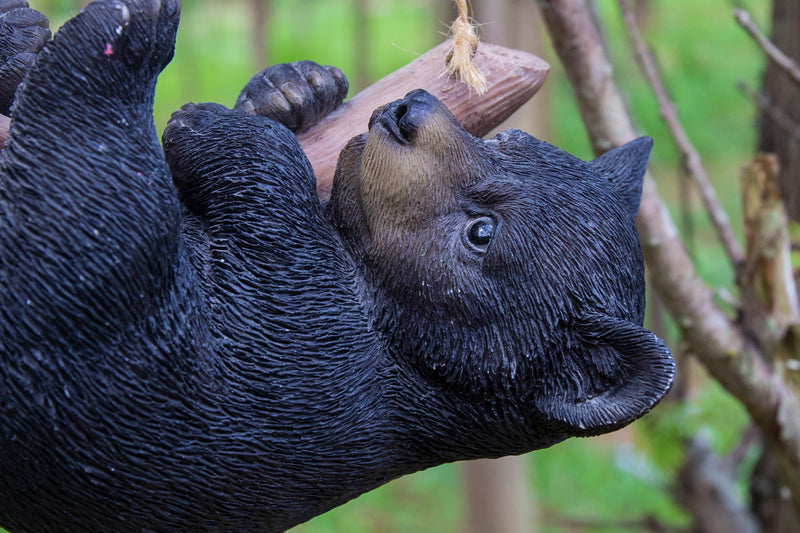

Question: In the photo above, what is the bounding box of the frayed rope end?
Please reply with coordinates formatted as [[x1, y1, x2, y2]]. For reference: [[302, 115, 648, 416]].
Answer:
[[442, 0, 487, 95]]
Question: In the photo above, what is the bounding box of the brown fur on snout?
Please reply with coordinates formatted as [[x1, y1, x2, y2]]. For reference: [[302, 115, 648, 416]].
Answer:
[[329, 91, 488, 266], [359, 111, 478, 224]]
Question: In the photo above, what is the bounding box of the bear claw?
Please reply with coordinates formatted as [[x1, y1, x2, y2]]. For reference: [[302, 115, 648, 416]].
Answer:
[[234, 60, 348, 133], [109, 1, 131, 26]]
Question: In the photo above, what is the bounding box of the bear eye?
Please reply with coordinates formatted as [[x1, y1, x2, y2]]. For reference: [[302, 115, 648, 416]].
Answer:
[[465, 216, 496, 252]]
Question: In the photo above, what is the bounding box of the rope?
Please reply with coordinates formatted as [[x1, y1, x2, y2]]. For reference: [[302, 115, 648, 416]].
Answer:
[[444, 0, 487, 94]]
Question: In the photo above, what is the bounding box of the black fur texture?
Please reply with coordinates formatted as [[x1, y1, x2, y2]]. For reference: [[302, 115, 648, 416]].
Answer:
[[0, 1, 674, 532], [0, 0, 49, 114]]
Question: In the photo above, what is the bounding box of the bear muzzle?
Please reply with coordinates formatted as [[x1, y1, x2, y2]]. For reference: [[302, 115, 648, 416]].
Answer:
[[367, 89, 450, 146]]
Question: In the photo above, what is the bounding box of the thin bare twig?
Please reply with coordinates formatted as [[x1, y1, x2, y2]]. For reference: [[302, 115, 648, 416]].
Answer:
[[735, 8, 800, 90], [617, 0, 745, 272]]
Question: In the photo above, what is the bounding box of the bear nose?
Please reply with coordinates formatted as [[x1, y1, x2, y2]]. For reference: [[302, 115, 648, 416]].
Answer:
[[369, 89, 439, 145]]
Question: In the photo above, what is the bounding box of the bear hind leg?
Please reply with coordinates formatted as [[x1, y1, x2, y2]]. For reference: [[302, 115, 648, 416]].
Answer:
[[1, 0, 185, 345]]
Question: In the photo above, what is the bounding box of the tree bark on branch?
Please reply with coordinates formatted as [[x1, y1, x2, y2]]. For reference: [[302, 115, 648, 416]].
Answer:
[[535, 0, 800, 522]]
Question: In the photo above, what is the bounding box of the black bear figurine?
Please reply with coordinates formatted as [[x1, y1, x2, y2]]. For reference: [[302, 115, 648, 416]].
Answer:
[[0, 1, 674, 532]]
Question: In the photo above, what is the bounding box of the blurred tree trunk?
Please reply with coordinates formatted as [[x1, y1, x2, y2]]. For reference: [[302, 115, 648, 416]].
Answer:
[[250, 0, 271, 68], [752, 1, 800, 531], [758, 0, 800, 223], [434, 0, 457, 36], [475, 0, 551, 138], [750, 448, 800, 533], [353, 0, 370, 91], [462, 456, 533, 533]]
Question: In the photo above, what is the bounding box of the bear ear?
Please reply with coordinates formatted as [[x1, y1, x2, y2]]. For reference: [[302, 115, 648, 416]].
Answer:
[[538, 312, 675, 436], [590, 137, 653, 218]]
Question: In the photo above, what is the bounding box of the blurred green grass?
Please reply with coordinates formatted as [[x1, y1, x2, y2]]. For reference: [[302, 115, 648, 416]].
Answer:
[[2, 0, 771, 531]]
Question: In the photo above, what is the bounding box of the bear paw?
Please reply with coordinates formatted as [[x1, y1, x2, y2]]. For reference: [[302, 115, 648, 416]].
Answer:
[[234, 60, 348, 133], [0, 1, 50, 114], [26, 0, 180, 99], [89, 0, 179, 74], [164, 102, 265, 211], [164, 101, 313, 217], [163, 101, 234, 196]]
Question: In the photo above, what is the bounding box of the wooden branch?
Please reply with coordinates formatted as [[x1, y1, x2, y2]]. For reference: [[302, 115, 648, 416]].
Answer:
[[735, 8, 800, 91], [298, 39, 550, 199], [536, 0, 800, 515], [618, 0, 745, 272]]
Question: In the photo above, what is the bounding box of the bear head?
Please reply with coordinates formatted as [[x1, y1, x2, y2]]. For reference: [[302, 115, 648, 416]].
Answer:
[[329, 89, 674, 440]]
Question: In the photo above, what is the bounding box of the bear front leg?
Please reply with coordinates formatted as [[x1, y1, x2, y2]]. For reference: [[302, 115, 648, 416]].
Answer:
[[235, 60, 348, 133], [0, 1, 50, 115], [1, 0, 183, 347], [163, 101, 343, 304], [164, 101, 323, 236]]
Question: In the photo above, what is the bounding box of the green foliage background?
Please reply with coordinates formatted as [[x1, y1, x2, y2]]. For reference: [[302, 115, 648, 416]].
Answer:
[[2, 0, 772, 531]]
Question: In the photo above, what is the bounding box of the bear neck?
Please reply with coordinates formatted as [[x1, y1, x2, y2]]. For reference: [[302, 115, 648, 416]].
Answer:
[[343, 265, 568, 467]]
